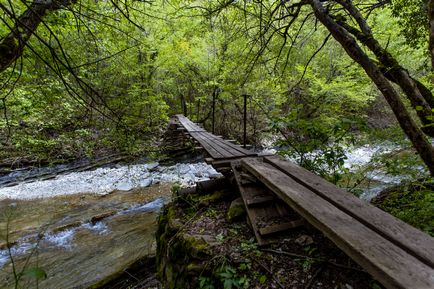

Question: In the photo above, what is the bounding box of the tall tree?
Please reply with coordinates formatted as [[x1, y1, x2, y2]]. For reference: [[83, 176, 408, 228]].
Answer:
[[0, 0, 77, 72], [229, 0, 434, 175]]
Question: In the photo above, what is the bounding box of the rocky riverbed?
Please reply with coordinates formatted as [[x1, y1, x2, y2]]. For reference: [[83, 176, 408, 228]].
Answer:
[[0, 162, 221, 288]]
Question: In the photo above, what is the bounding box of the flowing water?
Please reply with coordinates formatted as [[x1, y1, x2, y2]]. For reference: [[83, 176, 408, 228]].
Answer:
[[0, 143, 424, 288], [261, 140, 425, 201], [0, 162, 222, 288]]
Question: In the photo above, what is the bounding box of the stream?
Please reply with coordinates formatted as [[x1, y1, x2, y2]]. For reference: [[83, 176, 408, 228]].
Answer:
[[264, 141, 424, 200], [0, 143, 423, 288], [0, 162, 222, 288]]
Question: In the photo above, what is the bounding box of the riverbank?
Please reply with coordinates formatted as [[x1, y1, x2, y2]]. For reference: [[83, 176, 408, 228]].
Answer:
[[0, 141, 430, 288], [0, 184, 170, 288], [0, 160, 222, 288], [156, 182, 379, 289]]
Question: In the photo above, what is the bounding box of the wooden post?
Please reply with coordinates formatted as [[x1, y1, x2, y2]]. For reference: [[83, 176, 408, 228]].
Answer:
[[243, 94, 248, 148], [197, 98, 200, 123], [212, 88, 216, 134]]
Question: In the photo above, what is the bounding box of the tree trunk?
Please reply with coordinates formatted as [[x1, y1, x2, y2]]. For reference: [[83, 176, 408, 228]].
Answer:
[[334, 5, 434, 136], [180, 94, 188, 116], [428, 0, 434, 71], [309, 0, 434, 176], [0, 0, 76, 73]]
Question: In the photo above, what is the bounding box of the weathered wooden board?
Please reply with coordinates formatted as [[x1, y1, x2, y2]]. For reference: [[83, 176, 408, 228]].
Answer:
[[259, 219, 304, 236], [264, 155, 434, 269], [232, 162, 303, 246], [189, 132, 226, 159], [175, 114, 206, 132], [175, 115, 257, 160], [242, 157, 434, 289]]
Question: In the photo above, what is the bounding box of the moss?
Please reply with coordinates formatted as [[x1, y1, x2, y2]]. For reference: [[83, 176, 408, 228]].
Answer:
[[186, 261, 203, 274], [227, 197, 246, 222], [156, 199, 216, 288], [198, 190, 229, 207], [182, 234, 210, 259]]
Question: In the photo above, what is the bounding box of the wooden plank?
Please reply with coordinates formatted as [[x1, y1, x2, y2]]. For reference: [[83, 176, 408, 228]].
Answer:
[[212, 135, 257, 156], [207, 137, 253, 159], [175, 114, 257, 160], [231, 162, 267, 246], [201, 133, 245, 157], [189, 132, 225, 159], [232, 162, 300, 246], [242, 157, 434, 289], [264, 155, 434, 269], [259, 219, 305, 236], [175, 114, 206, 132], [205, 158, 214, 164], [246, 195, 275, 206], [194, 132, 235, 159]]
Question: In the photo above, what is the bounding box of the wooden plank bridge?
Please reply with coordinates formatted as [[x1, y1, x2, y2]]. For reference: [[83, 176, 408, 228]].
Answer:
[[172, 114, 434, 289]]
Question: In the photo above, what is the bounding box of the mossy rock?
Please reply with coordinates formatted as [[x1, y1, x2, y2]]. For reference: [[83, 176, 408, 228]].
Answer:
[[227, 197, 246, 222], [156, 202, 214, 289], [198, 190, 230, 207]]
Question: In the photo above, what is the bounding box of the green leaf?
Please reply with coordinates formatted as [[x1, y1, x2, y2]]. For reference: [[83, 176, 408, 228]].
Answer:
[[259, 275, 267, 284], [416, 105, 423, 111], [223, 279, 233, 289], [23, 267, 47, 280]]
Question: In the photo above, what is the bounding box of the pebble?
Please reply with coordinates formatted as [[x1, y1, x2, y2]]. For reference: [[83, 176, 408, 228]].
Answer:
[[0, 162, 222, 200]]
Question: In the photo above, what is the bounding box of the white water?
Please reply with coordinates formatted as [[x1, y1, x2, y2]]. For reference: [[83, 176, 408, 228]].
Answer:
[[0, 162, 221, 200], [122, 197, 165, 214], [343, 143, 398, 169], [0, 242, 35, 268], [0, 161, 221, 271], [0, 196, 167, 269], [44, 230, 76, 249], [261, 139, 422, 201]]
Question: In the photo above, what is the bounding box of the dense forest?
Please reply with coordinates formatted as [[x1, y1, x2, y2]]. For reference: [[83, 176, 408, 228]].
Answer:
[[0, 0, 433, 288], [1, 0, 434, 239], [0, 0, 432, 170]]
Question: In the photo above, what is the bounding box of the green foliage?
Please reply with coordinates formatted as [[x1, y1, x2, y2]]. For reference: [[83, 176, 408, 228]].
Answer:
[[0, 0, 431, 184], [294, 246, 320, 271], [218, 265, 250, 289], [199, 263, 251, 289], [171, 183, 181, 194], [199, 276, 215, 289], [376, 180, 434, 236], [275, 117, 356, 184], [391, 0, 428, 48], [239, 239, 259, 255], [371, 148, 428, 180]]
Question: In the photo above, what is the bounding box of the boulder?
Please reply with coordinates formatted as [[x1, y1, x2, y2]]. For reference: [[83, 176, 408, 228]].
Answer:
[[226, 197, 246, 222]]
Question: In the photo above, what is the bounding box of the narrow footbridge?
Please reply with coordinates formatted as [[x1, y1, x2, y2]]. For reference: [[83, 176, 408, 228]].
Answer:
[[173, 114, 434, 289]]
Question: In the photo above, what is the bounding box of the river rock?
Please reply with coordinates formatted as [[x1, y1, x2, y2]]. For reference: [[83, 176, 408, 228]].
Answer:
[[52, 221, 83, 233], [226, 197, 246, 222], [295, 235, 314, 246], [117, 181, 133, 191], [147, 162, 159, 171], [90, 211, 117, 224], [139, 178, 152, 188]]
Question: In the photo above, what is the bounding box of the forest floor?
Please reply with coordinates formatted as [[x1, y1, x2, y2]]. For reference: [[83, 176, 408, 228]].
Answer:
[[154, 186, 384, 289]]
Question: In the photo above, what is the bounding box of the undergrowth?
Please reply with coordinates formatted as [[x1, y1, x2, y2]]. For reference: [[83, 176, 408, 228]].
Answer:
[[374, 179, 434, 236]]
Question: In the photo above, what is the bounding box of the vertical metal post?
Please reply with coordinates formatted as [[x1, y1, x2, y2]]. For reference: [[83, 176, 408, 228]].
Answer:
[[243, 94, 247, 148], [197, 98, 200, 123], [212, 89, 216, 134]]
